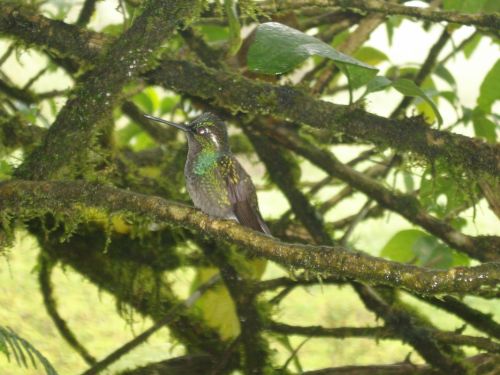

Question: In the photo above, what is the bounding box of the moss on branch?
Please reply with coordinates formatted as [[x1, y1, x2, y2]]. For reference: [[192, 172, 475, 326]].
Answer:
[[1, 180, 498, 297], [149, 59, 500, 179], [258, 122, 499, 262], [275, 0, 500, 30], [268, 321, 500, 354]]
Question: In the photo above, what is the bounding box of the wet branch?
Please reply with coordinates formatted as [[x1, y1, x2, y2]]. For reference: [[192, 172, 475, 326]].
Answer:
[[268, 321, 500, 354], [272, 0, 500, 30], [38, 255, 97, 366], [1, 180, 498, 297]]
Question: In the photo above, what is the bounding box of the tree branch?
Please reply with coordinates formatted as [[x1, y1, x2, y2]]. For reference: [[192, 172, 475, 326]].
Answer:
[[273, 0, 500, 30], [148, 59, 500, 179], [268, 321, 500, 353], [258, 121, 499, 262], [1, 180, 498, 297], [38, 256, 97, 366], [301, 354, 499, 375]]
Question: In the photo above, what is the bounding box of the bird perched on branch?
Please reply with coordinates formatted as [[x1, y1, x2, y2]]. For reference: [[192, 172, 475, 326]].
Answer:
[[145, 112, 269, 339]]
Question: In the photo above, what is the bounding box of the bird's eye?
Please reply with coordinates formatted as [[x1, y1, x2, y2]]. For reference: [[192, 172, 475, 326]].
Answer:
[[196, 127, 207, 135]]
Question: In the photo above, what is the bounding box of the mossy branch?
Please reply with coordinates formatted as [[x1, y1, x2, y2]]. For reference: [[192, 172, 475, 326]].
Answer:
[[38, 256, 96, 366], [300, 354, 499, 375], [1, 180, 498, 297], [268, 321, 500, 354], [258, 122, 499, 262], [273, 0, 500, 30]]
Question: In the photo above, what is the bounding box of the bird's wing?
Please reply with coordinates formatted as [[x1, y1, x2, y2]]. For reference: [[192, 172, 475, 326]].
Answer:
[[218, 156, 271, 235]]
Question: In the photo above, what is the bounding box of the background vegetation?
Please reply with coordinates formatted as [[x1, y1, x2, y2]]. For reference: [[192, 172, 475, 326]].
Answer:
[[0, 0, 499, 374]]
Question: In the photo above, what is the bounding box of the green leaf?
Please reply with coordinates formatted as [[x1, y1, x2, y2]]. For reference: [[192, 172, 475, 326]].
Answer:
[[197, 25, 229, 42], [101, 23, 124, 36], [392, 79, 443, 125], [0, 326, 59, 375], [439, 91, 459, 107], [472, 110, 497, 143], [434, 64, 456, 89], [380, 229, 427, 262], [381, 230, 469, 268], [419, 163, 476, 218], [224, 0, 242, 56], [451, 251, 470, 267], [133, 88, 159, 114], [402, 171, 415, 193], [116, 122, 142, 146], [247, 22, 378, 89], [354, 47, 389, 66], [0, 160, 12, 180], [477, 60, 500, 112], [160, 95, 180, 115], [362, 75, 392, 97], [462, 33, 482, 59], [384, 16, 403, 46], [413, 237, 469, 268]]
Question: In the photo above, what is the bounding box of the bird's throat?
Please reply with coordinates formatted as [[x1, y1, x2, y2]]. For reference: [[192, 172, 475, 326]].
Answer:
[[193, 150, 221, 176]]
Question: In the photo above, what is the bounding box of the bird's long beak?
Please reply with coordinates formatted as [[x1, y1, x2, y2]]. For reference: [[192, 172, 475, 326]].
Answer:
[[144, 114, 189, 132]]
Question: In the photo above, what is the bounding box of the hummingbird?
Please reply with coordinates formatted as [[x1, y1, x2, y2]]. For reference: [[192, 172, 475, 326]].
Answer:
[[144, 112, 270, 235]]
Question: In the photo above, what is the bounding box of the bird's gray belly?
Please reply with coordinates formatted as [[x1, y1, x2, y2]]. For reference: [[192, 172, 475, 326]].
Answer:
[[185, 173, 236, 221]]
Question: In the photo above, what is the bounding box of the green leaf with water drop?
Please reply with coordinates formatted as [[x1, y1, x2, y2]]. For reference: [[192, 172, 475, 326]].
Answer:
[[247, 22, 378, 89]]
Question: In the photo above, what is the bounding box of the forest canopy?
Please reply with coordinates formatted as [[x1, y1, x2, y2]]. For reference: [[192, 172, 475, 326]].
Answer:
[[0, 0, 499, 374]]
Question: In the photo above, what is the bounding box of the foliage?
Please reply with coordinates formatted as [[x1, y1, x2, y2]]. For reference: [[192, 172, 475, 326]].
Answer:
[[0, 325, 59, 375], [0, 0, 499, 374]]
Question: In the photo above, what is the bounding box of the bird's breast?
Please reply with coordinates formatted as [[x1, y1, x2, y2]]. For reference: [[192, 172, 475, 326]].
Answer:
[[185, 160, 235, 220]]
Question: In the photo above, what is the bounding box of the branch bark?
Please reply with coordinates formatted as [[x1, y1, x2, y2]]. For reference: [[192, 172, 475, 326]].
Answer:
[[1, 180, 498, 297], [272, 0, 500, 30]]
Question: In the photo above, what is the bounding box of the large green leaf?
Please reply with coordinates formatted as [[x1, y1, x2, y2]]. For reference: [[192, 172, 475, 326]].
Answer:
[[247, 22, 378, 88], [477, 60, 500, 112], [392, 79, 443, 125]]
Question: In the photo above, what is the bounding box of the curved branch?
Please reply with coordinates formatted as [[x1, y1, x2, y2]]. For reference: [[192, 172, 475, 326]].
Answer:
[[418, 295, 500, 340], [301, 354, 499, 375], [268, 321, 500, 354], [149, 59, 500, 179], [38, 256, 97, 366], [1, 180, 498, 296], [258, 122, 499, 262]]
